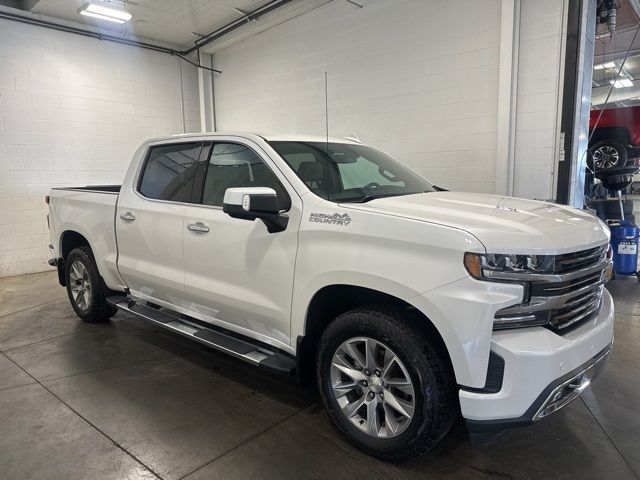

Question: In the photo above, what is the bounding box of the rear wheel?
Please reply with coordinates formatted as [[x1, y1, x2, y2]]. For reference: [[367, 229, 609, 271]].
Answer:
[[316, 306, 456, 462], [589, 140, 628, 171], [65, 246, 117, 323]]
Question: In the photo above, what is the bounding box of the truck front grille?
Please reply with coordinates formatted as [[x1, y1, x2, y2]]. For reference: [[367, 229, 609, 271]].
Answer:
[[553, 244, 608, 273], [494, 244, 610, 333], [548, 287, 604, 330]]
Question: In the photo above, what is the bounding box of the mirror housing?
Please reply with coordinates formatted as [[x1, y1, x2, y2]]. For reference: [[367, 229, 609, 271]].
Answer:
[[223, 187, 288, 233]]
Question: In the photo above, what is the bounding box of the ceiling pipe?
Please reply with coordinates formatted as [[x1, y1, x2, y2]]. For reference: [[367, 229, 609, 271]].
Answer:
[[0, 9, 175, 53], [182, 0, 294, 55], [0, 0, 298, 73], [0, 9, 223, 72]]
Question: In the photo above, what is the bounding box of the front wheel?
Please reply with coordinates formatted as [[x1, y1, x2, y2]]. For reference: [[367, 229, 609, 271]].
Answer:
[[65, 246, 117, 323], [316, 306, 456, 462]]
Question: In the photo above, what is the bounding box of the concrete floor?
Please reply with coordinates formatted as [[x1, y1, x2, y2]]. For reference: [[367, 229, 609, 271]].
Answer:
[[0, 272, 638, 480]]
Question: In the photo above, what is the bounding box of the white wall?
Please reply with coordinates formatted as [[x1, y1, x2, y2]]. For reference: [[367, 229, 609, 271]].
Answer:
[[0, 18, 200, 277], [210, 0, 575, 202], [212, 0, 502, 193], [512, 0, 567, 200]]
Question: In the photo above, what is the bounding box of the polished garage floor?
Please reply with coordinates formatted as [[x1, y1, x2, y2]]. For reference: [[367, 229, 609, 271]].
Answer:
[[0, 272, 638, 480]]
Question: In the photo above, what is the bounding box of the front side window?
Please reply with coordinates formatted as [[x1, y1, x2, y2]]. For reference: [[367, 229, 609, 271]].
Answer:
[[268, 141, 434, 203], [201, 143, 290, 209], [138, 143, 201, 202]]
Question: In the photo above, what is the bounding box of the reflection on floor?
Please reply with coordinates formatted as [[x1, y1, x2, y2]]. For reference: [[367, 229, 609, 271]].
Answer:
[[0, 271, 638, 479]]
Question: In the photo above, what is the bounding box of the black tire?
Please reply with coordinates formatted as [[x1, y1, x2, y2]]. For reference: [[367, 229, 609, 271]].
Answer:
[[65, 246, 117, 323], [316, 306, 456, 462], [588, 140, 628, 171]]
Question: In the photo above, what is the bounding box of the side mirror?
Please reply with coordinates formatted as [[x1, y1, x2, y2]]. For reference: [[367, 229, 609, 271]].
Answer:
[[223, 187, 288, 233]]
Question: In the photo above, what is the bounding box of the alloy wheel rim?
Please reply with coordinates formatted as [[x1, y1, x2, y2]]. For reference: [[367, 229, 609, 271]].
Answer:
[[69, 261, 92, 311], [330, 337, 416, 438], [593, 146, 620, 169]]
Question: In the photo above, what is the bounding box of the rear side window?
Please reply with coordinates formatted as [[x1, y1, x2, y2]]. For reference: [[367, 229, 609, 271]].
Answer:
[[138, 143, 202, 202], [201, 143, 290, 209]]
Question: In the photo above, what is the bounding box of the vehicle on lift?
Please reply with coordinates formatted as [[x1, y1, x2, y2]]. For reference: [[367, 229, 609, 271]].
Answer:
[[47, 133, 615, 461], [589, 106, 640, 170]]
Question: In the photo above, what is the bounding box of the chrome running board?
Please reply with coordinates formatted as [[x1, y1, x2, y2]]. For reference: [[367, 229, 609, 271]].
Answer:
[[106, 295, 295, 375]]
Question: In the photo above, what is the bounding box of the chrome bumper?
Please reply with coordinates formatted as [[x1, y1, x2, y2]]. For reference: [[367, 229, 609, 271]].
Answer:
[[466, 340, 613, 445], [533, 341, 612, 421]]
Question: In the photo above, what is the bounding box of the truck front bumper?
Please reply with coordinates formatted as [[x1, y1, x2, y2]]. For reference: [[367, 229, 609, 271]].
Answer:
[[460, 289, 614, 443]]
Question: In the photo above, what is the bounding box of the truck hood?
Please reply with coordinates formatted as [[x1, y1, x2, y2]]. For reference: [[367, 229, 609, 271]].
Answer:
[[344, 191, 610, 254]]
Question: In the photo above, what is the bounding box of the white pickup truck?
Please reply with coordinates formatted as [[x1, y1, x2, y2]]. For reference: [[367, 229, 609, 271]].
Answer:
[[48, 132, 614, 461]]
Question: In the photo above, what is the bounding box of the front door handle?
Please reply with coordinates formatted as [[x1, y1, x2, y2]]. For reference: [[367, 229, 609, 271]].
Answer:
[[187, 222, 210, 233], [120, 212, 135, 222]]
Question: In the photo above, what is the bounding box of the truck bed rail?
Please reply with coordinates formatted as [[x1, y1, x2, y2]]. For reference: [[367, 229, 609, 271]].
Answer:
[[52, 185, 121, 194]]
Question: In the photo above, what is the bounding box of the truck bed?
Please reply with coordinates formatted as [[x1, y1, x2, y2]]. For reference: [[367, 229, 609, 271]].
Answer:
[[48, 185, 123, 290]]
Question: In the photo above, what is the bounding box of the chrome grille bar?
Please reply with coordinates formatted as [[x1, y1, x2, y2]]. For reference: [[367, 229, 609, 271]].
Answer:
[[551, 295, 603, 330], [554, 244, 607, 271], [552, 291, 602, 322], [556, 291, 600, 311]]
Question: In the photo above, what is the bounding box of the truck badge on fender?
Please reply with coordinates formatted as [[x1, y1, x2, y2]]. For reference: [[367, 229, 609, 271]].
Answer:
[[309, 212, 352, 226]]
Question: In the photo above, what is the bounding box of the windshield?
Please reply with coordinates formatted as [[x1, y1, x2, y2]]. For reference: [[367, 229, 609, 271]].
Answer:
[[268, 141, 435, 202]]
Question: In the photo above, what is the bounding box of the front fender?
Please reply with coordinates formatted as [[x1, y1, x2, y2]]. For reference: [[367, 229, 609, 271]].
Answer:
[[413, 277, 524, 387]]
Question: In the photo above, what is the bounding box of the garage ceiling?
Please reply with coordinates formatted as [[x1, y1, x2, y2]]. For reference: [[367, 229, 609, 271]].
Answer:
[[596, 0, 640, 38], [592, 0, 640, 107], [1, 0, 276, 48]]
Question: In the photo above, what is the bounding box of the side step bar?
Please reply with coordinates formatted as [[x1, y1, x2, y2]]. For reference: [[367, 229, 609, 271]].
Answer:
[[107, 295, 296, 376]]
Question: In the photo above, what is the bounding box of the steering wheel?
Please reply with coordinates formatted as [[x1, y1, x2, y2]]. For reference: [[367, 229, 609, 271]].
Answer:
[[362, 182, 380, 191]]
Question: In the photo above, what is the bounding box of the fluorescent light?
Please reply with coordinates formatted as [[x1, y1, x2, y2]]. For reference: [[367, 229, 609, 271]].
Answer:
[[594, 62, 616, 70], [611, 78, 634, 88], [79, 10, 127, 23], [78, 3, 132, 23]]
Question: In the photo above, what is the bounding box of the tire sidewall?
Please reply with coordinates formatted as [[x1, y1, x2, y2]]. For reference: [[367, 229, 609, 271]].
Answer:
[[317, 313, 443, 457]]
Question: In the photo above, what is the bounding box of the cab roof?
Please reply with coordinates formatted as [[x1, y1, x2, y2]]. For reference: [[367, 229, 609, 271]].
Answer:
[[148, 131, 363, 145]]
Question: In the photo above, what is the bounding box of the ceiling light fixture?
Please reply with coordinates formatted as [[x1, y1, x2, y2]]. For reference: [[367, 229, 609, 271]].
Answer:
[[594, 62, 616, 70], [78, 3, 132, 24], [611, 78, 634, 88]]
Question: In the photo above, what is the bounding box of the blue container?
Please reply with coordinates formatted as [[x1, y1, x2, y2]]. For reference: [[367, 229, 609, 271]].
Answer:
[[610, 220, 640, 275]]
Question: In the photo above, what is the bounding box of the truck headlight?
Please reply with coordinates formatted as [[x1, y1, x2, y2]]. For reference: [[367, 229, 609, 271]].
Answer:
[[464, 252, 555, 280]]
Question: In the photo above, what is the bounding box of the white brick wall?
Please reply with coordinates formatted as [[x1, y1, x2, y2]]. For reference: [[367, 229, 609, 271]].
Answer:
[[212, 0, 501, 194], [0, 18, 200, 277], [210, 0, 573, 202], [512, 0, 565, 200]]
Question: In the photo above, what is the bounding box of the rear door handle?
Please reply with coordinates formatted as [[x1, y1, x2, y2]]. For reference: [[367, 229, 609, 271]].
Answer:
[[120, 212, 135, 222], [187, 222, 210, 233]]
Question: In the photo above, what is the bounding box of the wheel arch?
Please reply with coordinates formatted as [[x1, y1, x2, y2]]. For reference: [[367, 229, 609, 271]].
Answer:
[[296, 284, 453, 386], [56, 230, 93, 286], [60, 230, 92, 258], [589, 127, 631, 146]]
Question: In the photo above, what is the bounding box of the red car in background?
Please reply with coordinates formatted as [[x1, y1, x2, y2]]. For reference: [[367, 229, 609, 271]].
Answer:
[[589, 106, 640, 170]]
